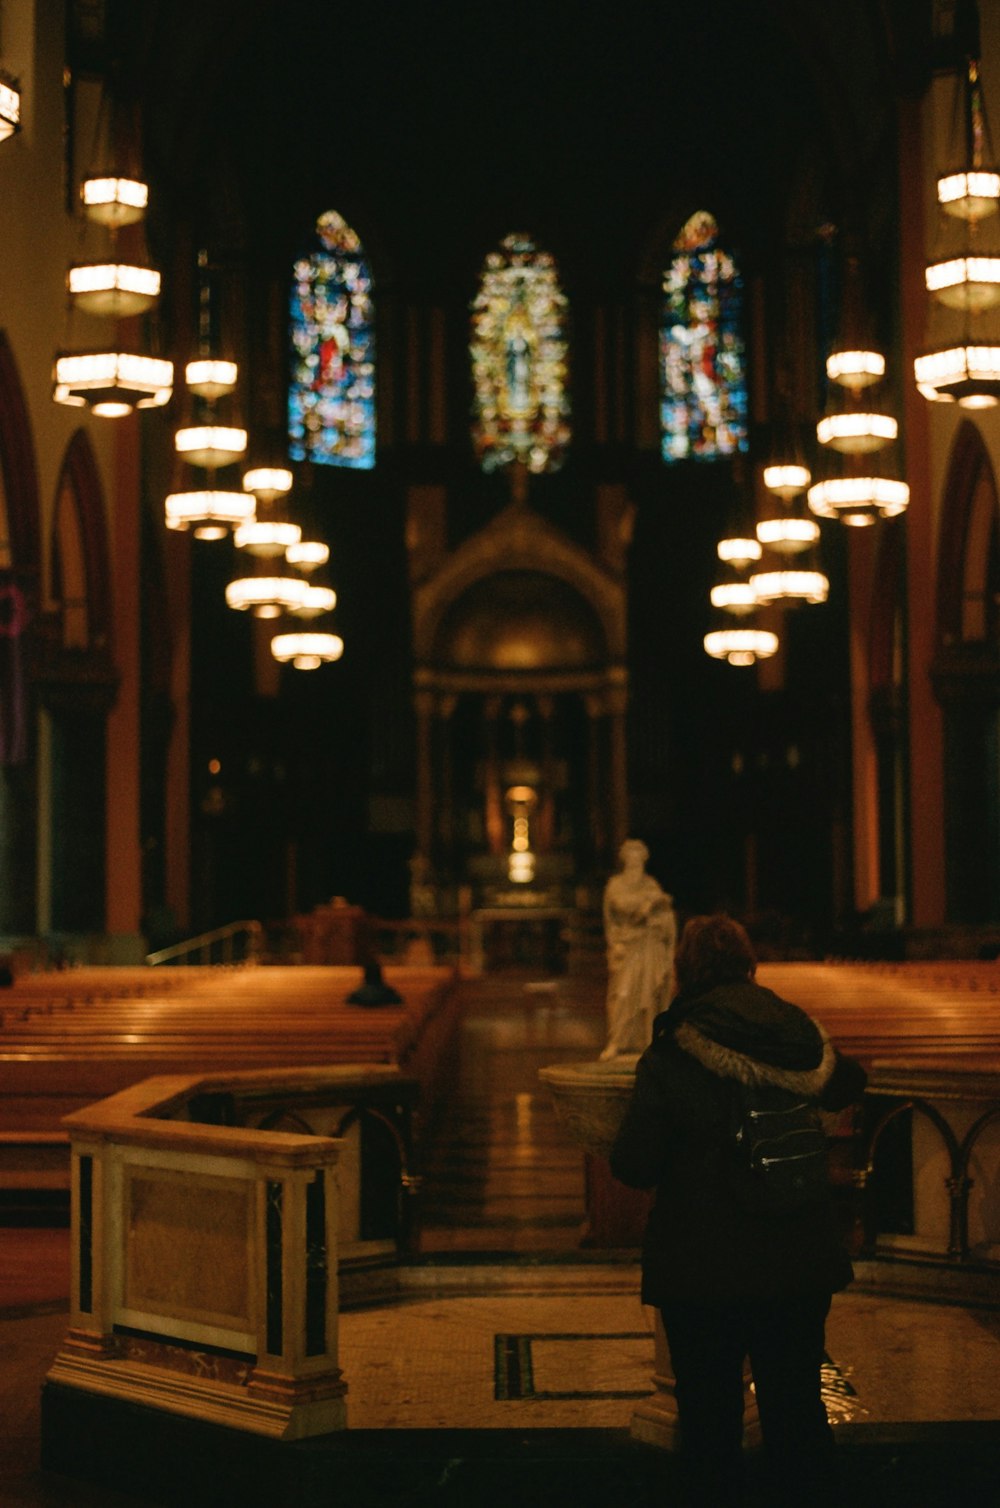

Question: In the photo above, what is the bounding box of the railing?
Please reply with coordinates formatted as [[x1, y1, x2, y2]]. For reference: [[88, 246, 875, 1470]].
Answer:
[[45, 1063, 418, 1441], [145, 919, 263, 967]]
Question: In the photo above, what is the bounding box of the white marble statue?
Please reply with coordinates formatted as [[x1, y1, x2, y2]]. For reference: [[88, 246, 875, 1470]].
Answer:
[[600, 838, 676, 1060]]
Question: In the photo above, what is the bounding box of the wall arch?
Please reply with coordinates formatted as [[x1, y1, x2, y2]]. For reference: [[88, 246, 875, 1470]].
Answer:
[[932, 420, 1000, 922], [0, 331, 41, 584]]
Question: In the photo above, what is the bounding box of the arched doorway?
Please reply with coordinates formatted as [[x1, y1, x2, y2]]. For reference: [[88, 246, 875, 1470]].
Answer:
[[410, 498, 628, 934], [933, 421, 1000, 923], [38, 431, 117, 935], [0, 333, 41, 936]]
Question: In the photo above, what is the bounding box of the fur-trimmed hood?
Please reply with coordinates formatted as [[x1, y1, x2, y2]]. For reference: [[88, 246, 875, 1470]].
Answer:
[[674, 1017, 836, 1097], [657, 978, 837, 1098]]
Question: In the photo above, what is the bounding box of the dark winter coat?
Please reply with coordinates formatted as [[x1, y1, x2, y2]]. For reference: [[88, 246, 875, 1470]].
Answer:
[[609, 975, 867, 1306]]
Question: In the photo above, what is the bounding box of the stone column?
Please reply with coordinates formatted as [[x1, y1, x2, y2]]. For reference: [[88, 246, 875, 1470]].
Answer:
[[483, 696, 504, 854], [414, 687, 435, 870], [606, 673, 629, 857], [537, 693, 556, 852], [437, 693, 457, 857], [584, 692, 606, 865]]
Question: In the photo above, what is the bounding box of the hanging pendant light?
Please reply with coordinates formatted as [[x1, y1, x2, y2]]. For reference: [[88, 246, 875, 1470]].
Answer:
[[79, 175, 148, 226], [918, 56, 1000, 406], [242, 466, 293, 501], [915, 343, 1000, 406], [285, 538, 330, 571], [825, 349, 885, 390], [807, 476, 909, 527], [186, 359, 239, 399], [234, 518, 302, 557], [755, 515, 820, 554], [165, 490, 254, 539], [710, 581, 758, 616], [749, 568, 829, 605], [937, 58, 1000, 221], [762, 463, 811, 499], [226, 574, 311, 618], [817, 411, 897, 453], [175, 425, 247, 467], [56, 104, 168, 419], [271, 631, 345, 670], [925, 254, 1000, 312], [289, 583, 337, 618], [717, 536, 762, 569], [67, 262, 161, 317], [53, 352, 173, 416], [938, 169, 1000, 221], [0, 74, 21, 141], [704, 628, 779, 667]]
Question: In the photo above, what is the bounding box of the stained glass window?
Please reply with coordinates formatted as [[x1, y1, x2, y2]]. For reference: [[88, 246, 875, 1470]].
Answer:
[[289, 210, 375, 469], [660, 210, 747, 463], [470, 233, 570, 474]]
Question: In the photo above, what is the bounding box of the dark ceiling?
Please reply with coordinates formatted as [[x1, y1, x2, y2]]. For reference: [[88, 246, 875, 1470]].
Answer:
[[92, 0, 930, 288]]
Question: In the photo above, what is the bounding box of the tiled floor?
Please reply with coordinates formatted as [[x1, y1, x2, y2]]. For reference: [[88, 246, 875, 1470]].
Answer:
[[3, 967, 1000, 1505]]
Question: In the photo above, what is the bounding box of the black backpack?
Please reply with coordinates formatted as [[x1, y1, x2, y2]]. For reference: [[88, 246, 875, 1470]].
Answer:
[[727, 1080, 830, 1214]]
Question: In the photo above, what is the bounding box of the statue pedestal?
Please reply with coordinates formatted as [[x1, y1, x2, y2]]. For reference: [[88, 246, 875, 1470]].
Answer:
[[538, 1057, 761, 1452], [581, 1152, 652, 1246]]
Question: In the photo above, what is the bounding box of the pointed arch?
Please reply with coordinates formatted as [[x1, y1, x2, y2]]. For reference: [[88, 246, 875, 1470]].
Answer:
[[659, 210, 748, 463], [51, 429, 114, 652], [288, 209, 376, 469], [936, 419, 1000, 651], [932, 420, 1000, 923], [470, 232, 571, 475], [0, 330, 41, 582]]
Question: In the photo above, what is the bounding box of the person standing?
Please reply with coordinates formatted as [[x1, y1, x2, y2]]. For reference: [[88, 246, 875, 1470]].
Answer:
[[609, 913, 866, 1506]]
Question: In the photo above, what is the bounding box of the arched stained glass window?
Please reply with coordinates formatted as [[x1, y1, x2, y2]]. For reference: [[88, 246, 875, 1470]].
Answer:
[[470, 233, 570, 474], [660, 210, 747, 463], [288, 210, 375, 469]]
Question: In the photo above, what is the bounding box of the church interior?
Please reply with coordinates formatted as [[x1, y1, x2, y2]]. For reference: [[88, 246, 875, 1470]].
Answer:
[[1, 0, 1000, 1503]]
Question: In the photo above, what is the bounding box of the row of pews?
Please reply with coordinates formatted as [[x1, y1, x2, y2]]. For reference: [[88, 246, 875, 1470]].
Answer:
[[0, 962, 460, 1212], [758, 959, 1000, 1067]]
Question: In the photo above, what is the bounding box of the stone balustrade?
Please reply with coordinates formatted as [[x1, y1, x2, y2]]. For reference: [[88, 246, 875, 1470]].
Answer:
[[45, 1064, 416, 1441]]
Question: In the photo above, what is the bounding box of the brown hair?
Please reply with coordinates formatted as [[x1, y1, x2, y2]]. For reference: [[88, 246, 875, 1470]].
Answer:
[[674, 913, 756, 993]]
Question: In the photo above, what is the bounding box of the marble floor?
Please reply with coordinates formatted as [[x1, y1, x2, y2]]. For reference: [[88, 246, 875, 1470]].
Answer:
[[2, 968, 1000, 1505]]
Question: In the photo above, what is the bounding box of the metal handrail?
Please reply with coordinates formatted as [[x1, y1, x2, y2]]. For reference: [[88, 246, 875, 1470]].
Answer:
[[145, 919, 262, 967]]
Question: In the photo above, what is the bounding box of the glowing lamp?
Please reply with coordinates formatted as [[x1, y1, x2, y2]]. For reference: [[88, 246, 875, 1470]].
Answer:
[[185, 359, 239, 399], [717, 537, 762, 569], [242, 467, 293, 500], [937, 170, 1000, 221], [175, 425, 247, 467], [290, 584, 337, 618], [67, 263, 161, 317], [508, 850, 536, 883], [0, 77, 20, 141], [704, 628, 779, 667], [825, 350, 885, 390], [914, 344, 1000, 408], [755, 517, 820, 554], [925, 255, 1000, 312], [762, 464, 811, 499], [710, 582, 757, 616], [749, 570, 829, 605], [80, 176, 148, 226], [816, 412, 897, 453], [53, 352, 173, 416], [225, 575, 310, 618], [233, 520, 302, 558], [271, 631, 344, 669], [286, 539, 330, 570], [807, 477, 909, 526], [165, 490, 254, 539]]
